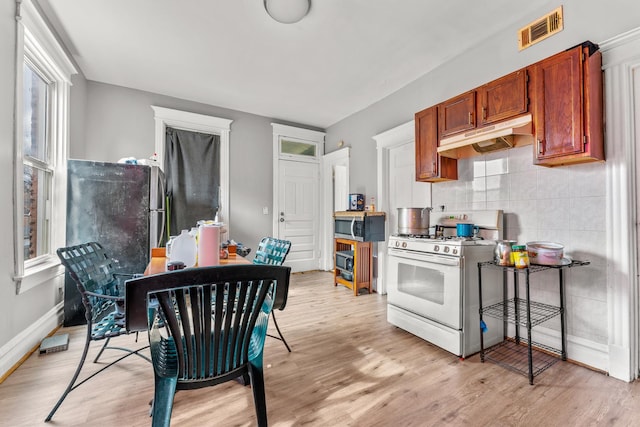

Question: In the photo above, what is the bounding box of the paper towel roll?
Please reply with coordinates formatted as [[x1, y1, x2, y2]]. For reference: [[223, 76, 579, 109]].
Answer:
[[198, 224, 220, 266]]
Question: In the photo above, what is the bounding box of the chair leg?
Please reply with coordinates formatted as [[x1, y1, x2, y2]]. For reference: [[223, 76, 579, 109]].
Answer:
[[151, 375, 177, 427], [248, 363, 268, 427], [268, 311, 291, 352], [93, 336, 111, 363], [45, 326, 93, 422]]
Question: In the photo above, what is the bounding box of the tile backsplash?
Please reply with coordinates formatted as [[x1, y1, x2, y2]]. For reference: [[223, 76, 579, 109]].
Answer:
[[432, 145, 607, 344]]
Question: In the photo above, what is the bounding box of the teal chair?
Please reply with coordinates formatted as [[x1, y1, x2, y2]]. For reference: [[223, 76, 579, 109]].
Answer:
[[253, 237, 292, 352], [125, 265, 291, 427], [46, 242, 150, 422]]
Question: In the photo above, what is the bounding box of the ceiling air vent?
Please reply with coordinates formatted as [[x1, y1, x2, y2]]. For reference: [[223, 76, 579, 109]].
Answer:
[[518, 6, 564, 51]]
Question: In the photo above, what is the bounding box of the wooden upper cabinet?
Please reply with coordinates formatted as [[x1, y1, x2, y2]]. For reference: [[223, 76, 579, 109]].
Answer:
[[415, 106, 457, 182], [529, 42, 604, 166], [439, 70, 528, 139], [477, 70, 528, 127], [438, 91, 476, 138]]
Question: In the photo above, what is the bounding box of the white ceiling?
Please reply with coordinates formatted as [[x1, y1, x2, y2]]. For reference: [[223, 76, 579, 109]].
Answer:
[[37, 0, 549, 128]]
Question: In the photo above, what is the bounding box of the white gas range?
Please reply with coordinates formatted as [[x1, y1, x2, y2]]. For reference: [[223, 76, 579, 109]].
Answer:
[[386, 210, 504, 358]]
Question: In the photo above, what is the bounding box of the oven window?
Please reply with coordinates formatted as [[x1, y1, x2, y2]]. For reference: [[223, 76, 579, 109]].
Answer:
[[397, 263, 445, 305]]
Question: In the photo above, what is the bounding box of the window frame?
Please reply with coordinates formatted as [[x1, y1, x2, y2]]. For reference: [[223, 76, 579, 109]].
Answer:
[[13, 0, 77, 294]]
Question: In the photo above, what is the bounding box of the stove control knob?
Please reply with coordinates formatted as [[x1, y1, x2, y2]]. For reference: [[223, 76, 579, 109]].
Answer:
[[395, 241, 400, 247], [444, 246, 450, 253], [452, 248, 458, 255], [402, 242, 407, 248], [434, 245, 440, 252]]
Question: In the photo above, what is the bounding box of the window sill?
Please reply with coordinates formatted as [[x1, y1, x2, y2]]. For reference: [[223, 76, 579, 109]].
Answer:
[[14, 257, 65, 295]]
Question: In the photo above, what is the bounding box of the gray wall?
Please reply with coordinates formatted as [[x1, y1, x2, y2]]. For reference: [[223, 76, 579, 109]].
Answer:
[[0, 0, 62, 360], [79, 81, 324, 252], [0, 0, 18, 359]]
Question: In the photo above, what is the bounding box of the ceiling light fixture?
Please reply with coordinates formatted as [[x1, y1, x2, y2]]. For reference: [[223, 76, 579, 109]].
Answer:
[[264, 0, 310, 24]]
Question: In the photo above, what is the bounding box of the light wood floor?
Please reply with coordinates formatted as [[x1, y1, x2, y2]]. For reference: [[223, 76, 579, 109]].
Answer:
[[2, 271, 640, 426]]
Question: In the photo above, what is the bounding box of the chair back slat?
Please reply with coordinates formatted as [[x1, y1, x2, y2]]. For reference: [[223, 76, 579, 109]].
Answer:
[[253, 237, 291, 266], [57, 242, 120, 297], [134, 266, 290, 385]]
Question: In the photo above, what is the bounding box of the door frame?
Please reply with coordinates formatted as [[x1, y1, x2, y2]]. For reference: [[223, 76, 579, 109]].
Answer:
[[373, 120, 416, 295], [321, 147, 350, 271], [271, 124, 326, 270], [600, 27, 640, 382], [151, 106, 233, 232]]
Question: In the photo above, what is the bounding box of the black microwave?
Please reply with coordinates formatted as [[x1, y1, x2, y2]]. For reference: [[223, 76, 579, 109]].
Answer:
[[335, 250, 354, 272], [334, 212, 385, 242]]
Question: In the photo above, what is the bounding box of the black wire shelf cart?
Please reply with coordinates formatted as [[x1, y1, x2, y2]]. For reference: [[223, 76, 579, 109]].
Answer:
[[477, 260, 590, 385]]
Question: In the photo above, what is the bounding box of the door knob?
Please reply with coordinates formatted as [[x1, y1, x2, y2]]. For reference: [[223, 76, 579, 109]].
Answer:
[[279, 218, 285, 222]]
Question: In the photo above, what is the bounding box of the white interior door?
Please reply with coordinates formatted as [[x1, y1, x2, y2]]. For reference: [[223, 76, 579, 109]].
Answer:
[[278, 159, 319, 272], [271, 124, 325, 273]]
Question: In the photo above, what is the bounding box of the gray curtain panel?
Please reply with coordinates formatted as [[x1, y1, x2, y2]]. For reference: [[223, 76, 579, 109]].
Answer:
[[164, 127, 220, 235]]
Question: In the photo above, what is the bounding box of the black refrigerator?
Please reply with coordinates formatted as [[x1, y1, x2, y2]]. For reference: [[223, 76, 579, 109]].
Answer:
[[64, 159, 165, 326]]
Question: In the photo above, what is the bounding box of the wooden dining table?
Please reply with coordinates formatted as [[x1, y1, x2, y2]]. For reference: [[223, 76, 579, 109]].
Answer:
[[127, 248, 290, 333], [144, 248, 251, 276]]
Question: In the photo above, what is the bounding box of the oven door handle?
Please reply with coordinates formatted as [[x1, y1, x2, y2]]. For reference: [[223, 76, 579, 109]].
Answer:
[[388, 248, 461, 267]]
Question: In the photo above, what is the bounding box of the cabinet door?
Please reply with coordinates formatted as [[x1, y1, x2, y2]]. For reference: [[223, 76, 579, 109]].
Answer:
[[415, 106, 438, 180], [415, 106, 457, 182], [478, 69, 528, 126], [530, 46, 584, 161], [438, 91, 476, 138]]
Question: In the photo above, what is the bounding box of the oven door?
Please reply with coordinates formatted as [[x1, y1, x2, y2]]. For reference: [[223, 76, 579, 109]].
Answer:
[[387, 247, 462, 329]]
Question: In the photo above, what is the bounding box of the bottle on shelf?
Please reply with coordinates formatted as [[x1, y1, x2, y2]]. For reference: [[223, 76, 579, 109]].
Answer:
[[512, 245, 529, 268]]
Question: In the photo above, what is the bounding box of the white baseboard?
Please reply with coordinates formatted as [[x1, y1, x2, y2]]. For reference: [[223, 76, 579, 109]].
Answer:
[[0, 302, 64, 379], [507, 324, 611, 376]]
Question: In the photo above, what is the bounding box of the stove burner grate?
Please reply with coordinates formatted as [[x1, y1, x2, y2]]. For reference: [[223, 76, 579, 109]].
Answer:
[[395, 234, 433, 239]]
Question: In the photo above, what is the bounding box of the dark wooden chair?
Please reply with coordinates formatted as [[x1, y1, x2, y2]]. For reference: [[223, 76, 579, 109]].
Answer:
[[125, 265, 291, 427], [45, 242, 150, 422], [252, 237, 292, 352]]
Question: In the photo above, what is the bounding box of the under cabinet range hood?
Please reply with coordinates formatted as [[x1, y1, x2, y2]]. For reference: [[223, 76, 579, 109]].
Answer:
[[438, 114, 533, 159]]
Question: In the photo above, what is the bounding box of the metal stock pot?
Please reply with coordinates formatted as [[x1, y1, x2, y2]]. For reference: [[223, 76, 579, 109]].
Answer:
[[397, 207, 432, 235]]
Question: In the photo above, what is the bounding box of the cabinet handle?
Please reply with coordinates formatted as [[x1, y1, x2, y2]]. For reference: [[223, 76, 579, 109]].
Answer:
[[537, 139, 544, 155], [468, 112, 473, 124]]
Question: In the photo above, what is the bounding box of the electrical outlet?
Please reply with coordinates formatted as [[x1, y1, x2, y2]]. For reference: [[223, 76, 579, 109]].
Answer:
[[263, 207, 269, 215]]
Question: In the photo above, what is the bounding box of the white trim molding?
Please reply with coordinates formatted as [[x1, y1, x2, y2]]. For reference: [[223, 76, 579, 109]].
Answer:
[[151, 106, 233, 230], [373, 120, 416, 295], [321, 147, 350, 271], [599, 26, 640, 381], [13, 0, 77, 294], [271, 123, 325, 144]]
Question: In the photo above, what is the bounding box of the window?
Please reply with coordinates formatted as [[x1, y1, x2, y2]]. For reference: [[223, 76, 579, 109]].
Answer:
[[14, 0, 76, 293], [22, 61, 51, 261], [280, 138, 317, 158]]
